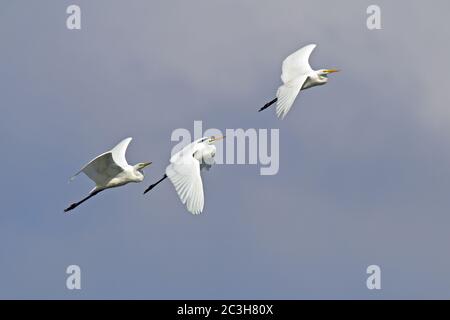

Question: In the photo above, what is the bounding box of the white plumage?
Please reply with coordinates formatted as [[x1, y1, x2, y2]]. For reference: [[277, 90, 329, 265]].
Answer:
[[260, 44, 339, 119], [144, 136, 223, 215], [166, 137, 217, 215], [280, 44, 316, 84], [65, 137, 151, 212]]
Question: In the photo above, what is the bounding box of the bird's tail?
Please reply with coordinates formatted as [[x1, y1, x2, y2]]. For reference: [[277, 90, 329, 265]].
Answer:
[[258, 98, 278, 112]]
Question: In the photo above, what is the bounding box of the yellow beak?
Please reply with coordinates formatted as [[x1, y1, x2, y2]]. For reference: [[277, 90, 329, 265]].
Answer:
[[211, 135, 226, 142], [324, 69, 340, 74], [142, 162, 152, 168]]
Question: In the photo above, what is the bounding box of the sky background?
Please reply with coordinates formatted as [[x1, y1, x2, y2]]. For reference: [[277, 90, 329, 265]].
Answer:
[[1, 0, 450, 299]]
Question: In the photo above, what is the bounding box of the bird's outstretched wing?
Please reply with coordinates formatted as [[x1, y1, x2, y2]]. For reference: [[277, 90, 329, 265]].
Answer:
[[166, 149, 204, 215], [71, 137, 132, 186], [78, 153, 123, 186], [110, 137, 132, 168], [281, 44, 316, 84], [276, 75, 308, 119]]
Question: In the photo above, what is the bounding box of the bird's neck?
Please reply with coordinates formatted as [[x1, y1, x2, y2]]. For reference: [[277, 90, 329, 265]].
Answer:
[[131, 167, 145, 182]]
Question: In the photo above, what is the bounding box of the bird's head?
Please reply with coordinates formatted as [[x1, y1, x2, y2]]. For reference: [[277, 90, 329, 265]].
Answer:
[[134, 162, 152, 174], [198, 136, 226, 145], [207, 135, 225, 145], [317, 69, 340, 82]]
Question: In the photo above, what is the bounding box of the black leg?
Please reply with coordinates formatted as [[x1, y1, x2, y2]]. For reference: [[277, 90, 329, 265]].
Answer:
[[64, 190, 102, 213], [143, 174, 167, 195], [258, 97, 278, 112]]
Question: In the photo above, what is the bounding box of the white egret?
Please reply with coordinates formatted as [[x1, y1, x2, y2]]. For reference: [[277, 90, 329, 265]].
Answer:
[[143, 136, 224, 215], [259, 44, 339, 119], [64, 137, 152, 212]]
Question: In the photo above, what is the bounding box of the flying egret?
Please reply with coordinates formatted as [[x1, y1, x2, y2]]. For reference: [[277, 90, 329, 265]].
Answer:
[[259, 44, 339, 119], [64, 137, 152, 212], [143, 136, 224, 215]]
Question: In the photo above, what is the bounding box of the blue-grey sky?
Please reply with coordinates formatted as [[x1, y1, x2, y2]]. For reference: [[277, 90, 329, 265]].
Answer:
[[1, 0, 450, 299]]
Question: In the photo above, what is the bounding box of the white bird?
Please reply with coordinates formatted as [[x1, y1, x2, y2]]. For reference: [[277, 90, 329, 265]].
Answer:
[[259, 44, 339, 119], [143, 135, 224, 215], [64, 137, 152, 212]]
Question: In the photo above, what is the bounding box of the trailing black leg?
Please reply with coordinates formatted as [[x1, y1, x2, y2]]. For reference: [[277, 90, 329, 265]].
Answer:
[[143, 174, 167, 195], [258, 97, 277, 112]]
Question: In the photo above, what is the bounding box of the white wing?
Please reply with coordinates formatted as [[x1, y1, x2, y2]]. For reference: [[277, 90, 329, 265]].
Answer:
[[281, 44, 316, 84], [110, 137, 132, 168], [71, 137, 132, 187], [276, 75, 308, 119], [166, 142, 205, 215]]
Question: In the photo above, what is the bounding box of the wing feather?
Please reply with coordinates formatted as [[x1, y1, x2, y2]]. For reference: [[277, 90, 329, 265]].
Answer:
[[281, 44, 316, 83], [79, 152, 123, 186], [276, 76, 307, 119], [71, 137, 131, 186], [166, 150, 204, 215], [111, 137, 132, 169]]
